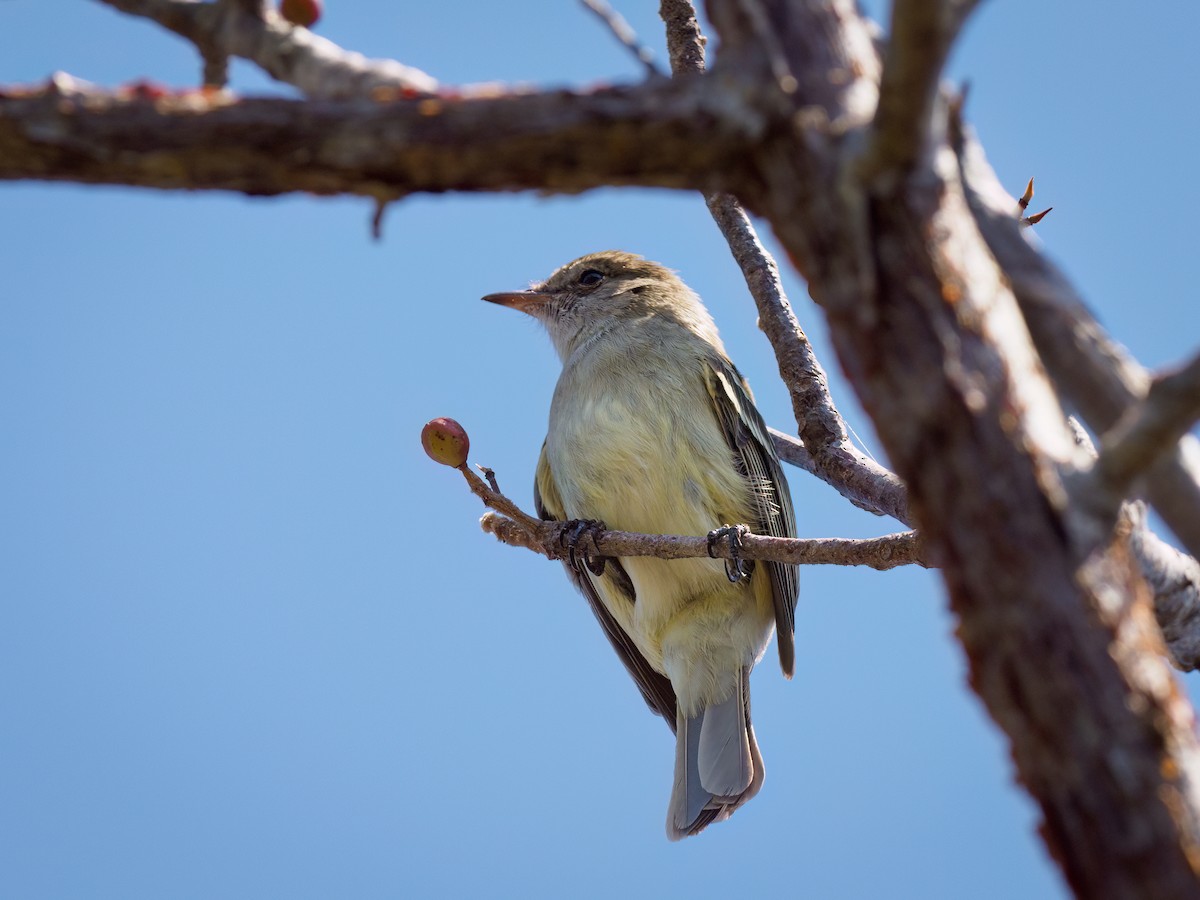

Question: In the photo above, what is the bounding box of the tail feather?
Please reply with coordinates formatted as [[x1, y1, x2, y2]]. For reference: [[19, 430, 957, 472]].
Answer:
[[697, 674, 752, 796], [666, 667, 762, 840], [676, 709, 713, 830]]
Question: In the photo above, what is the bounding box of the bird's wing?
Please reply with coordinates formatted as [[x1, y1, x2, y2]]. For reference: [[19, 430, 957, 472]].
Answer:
[[535, 441, 679, 732], [703, 358, 800, 677]]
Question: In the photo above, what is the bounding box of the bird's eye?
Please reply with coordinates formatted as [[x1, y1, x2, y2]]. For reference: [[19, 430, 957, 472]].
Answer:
[[578, 269, 605, 287]]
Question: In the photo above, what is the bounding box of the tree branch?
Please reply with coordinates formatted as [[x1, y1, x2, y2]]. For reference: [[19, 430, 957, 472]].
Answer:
[[97, 0, 439, 97], [662, 0, 912, 527], [1094, 350, 1200, 506], [11, 1, 1200, 890], [952, 117, 1200, 561], [770, 428, 911, 525], [1068, 418, 1200, 672], [704, 196, 845, 452], [712, 3, 1200, 893], [704, 0, 880, 118], [0, 76, 760, 198], [581, 0, 662, 77], [1131, 502, 1200, 671], [481, 511, 925, 570], [865, 0, 978, 174], [454, 461, 926, 570], [659, 0, 707, 73]]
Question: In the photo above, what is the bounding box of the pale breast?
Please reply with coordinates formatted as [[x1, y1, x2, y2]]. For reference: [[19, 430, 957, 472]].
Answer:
[[548, 357, 751, 537], [547, 340, 763, 663]]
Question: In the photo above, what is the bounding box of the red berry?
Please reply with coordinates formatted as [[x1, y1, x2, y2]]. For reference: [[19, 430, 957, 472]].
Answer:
[[421, 418, 470, 468], [279, 0, 322, 28]]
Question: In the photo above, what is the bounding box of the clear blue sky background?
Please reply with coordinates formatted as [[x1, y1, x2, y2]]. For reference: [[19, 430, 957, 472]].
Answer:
[[3, 3, 1198, 898]]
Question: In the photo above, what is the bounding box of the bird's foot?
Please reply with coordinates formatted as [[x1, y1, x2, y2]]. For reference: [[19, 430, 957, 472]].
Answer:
[[707, 524, 753, 583], [557, 519, 609, 576]]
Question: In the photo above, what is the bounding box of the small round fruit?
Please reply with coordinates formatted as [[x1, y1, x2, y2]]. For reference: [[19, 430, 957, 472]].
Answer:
[[279, 0, 322, 28], [421, 417, 470, 468]]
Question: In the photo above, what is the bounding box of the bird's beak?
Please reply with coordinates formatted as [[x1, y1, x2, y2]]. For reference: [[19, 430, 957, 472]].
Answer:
[[482, 290, 553, 316]]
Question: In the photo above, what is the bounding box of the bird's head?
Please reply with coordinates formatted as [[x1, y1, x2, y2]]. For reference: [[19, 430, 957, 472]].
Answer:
[[483, 250, 713, 360]]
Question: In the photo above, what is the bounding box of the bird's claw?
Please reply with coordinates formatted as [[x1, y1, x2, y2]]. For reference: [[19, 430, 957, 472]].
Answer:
[[707, 524, 753, 583], [558, 519, 608, 577]]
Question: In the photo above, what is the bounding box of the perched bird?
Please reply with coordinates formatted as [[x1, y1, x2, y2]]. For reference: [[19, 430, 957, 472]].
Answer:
[[483, 251, 798, 839]]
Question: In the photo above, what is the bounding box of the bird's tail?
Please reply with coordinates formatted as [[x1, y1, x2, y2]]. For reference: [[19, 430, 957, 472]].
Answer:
[[666, 666, 763, 840]]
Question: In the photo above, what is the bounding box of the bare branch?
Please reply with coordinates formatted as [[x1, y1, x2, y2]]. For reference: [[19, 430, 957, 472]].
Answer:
[[658, 0, 706, 73], [661, 1, 911, 526], [1069, 418, 1200, 671], [663, 4, 854, 457], [580, 0, 662, 77], [866, 0, 979, 174], [454, 462, 926, 570], [702, 5, 1200, 888], [0, 77, 759, 198], [770, 428, 911, 525], [1130, 503, 1200, 671], [1095, 350, 1200, 500], [481, 511, 925, 570], [97, 0, 438, 98], [952, 118, 1200, 560], [704, 0, 880, 118], [705, 196, 848, 450]]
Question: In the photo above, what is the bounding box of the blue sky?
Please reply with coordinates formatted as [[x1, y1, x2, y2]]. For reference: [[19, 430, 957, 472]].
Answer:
[[3, 3, 1198, 898]]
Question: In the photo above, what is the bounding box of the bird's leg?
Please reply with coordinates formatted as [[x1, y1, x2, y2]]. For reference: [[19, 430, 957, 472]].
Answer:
[[707, 524, 753, 583], [557, 519, 609, 577]]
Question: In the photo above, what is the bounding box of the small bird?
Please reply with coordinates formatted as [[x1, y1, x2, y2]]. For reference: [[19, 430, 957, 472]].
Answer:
[[483, 251, 798, 839]]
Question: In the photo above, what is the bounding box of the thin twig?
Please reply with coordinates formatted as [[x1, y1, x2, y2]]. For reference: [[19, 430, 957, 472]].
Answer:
[[482, 511, 926, 570], [580, 0, 662, 77], [770, 428, 911, 525], [457, 461, 926, 570], [705, 195, 851, 455], [98, 0, 438, 99]]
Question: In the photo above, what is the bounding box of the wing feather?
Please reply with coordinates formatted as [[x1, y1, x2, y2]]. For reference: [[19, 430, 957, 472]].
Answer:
[[703, 360, 800, 677], [535, 442, 678, 731]]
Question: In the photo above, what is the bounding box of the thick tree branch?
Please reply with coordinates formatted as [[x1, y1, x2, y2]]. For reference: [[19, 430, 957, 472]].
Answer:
[[704, 0, 880, 118], [97, 0, 439, 97], [715, 2, 1200, 894], [866, 0, 978, 174], [953, 119, 1200, 561], [0, 76, 760, 198]]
